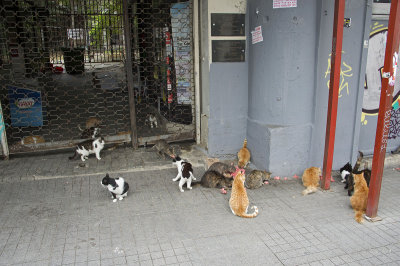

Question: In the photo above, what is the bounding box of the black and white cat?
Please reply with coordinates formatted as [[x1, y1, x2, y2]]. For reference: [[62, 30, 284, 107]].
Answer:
[[69, 137, 105, 162], [172, 156, 196, 192], [146, 113, 158, 129], [101, 173, 129, 202], [339, 162, 352, 183]]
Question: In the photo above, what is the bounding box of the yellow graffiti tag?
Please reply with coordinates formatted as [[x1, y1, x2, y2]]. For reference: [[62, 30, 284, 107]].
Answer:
[[325, 53, 353, 98]]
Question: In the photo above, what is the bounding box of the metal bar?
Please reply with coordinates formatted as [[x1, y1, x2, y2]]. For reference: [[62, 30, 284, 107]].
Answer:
[[193, 0, 201, 144], [366, 0, 400, 219], [123, 0, 138, 149], [321, 0, 345, 190]]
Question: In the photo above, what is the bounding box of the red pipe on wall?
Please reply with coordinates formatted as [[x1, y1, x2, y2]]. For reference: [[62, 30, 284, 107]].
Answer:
[[321, 0, 345, 190]]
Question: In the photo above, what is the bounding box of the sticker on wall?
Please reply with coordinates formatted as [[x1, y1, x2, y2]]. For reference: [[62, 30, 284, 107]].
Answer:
[[251, 26, 263, 44], [273, 0, 297, 9], [389, 51, 398, 87]]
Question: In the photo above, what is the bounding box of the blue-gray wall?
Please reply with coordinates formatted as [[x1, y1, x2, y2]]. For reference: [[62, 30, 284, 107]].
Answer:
[[247, 0, 319, 175], [311, 0, 372, 169], [205, 0, 400, 176], [208, 63, 248, 156]]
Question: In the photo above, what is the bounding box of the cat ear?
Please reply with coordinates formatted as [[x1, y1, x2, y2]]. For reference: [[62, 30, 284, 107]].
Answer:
[[106, 173, 109, 178]]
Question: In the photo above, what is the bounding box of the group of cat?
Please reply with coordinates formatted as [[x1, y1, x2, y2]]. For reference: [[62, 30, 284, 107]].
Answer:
[[171, 138, 270, 218], [97, 138, 261, 219], [301, 151, 371, 223]]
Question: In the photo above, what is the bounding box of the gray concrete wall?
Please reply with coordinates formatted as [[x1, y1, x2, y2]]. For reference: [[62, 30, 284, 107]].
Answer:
[[205, 0, 381, 176], [311, 0, 371, 170], [246, 0, 318, 175], [246, 0, 371, 175], [208, 63, 248, 156], [205, 0, 248, 157]]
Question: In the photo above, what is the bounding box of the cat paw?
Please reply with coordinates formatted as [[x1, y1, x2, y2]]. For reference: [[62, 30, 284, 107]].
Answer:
[[113, 199, 117, 202], [188, 187, 192, 190], [118, 197, 123, 201]]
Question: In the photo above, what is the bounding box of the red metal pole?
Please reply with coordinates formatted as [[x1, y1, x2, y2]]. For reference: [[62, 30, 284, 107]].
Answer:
[[321, 0, 345, 190], [366, 0, 400, 219]]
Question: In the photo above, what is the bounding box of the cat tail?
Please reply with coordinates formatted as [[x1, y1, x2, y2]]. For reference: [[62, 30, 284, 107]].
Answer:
[[354, 210, 364, 223], [69, 149, 78, 160], [242, 138, 247, 149], [353, 151, 364, 172], [239, 205, 259, 218], [302, 186, 318, 195], [190, 181, 202, 187]]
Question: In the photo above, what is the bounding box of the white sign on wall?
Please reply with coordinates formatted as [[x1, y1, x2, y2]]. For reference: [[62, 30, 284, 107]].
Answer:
[[273, 0, 297, 9], [251, 26, 263, 44]]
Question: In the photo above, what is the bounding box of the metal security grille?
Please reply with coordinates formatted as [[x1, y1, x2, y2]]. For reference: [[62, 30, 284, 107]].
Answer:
[[0, 0, 195, 154], [130, 0, 195, 143]]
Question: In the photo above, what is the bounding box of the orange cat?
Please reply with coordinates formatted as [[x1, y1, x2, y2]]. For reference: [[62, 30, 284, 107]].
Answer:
[[350, 172, 369, 223], [21, 135, 45, 145], [302, 166, 321, 195], [229, 168, 258, 218], [78, 117, 102, 131], [237, 138, 250, 168]]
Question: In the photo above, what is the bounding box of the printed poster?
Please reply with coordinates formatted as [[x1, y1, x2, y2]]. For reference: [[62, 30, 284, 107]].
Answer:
[[251, 26, 263, 44], [273, 0, 297, 9], [171, 1, 192, 105], [7, 85, 43, 127]]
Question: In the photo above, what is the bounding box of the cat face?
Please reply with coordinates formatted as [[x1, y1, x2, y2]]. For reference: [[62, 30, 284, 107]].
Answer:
[[94, 137, 105, 149], [353, 172, 364, 185], [172, 156, 182, 163], [340, 162, 352, 174], [101, 174, 117, 188], [234, 171, 246, 184]]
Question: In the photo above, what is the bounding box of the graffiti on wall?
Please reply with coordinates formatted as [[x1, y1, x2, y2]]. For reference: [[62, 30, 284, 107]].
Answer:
[[389, 108, 400, 139], [362, 22, 400, 136], [324, 51, 353, 98]]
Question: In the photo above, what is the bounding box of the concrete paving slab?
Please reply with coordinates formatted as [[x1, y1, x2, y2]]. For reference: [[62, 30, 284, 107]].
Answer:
[[0, 145, 400, 265]]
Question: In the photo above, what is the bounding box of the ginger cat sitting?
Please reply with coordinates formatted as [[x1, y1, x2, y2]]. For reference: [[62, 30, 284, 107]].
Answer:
[[302, 166, 321, 195], [237, 138, 250, 168], [350, 172, 369, 223], [229, 167, 259, 218]]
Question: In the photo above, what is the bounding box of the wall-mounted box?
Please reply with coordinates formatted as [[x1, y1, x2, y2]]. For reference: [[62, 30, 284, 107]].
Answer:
[[212, 40, 245, 62], [211, 13, 245, 36]]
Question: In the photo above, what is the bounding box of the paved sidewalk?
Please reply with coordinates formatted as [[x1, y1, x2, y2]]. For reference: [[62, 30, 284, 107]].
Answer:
[[0, 143, 207, 183], [0, 146, 400, 266]]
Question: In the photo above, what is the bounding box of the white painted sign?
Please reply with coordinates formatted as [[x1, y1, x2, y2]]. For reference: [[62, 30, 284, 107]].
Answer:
[[273, 0, 297, 9], [251, 26, 263, 44]]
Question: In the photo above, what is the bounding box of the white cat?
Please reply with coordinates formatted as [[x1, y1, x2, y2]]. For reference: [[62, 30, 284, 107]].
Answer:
[[69, 137, 105, 162], [172, 156, 196, 192]]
